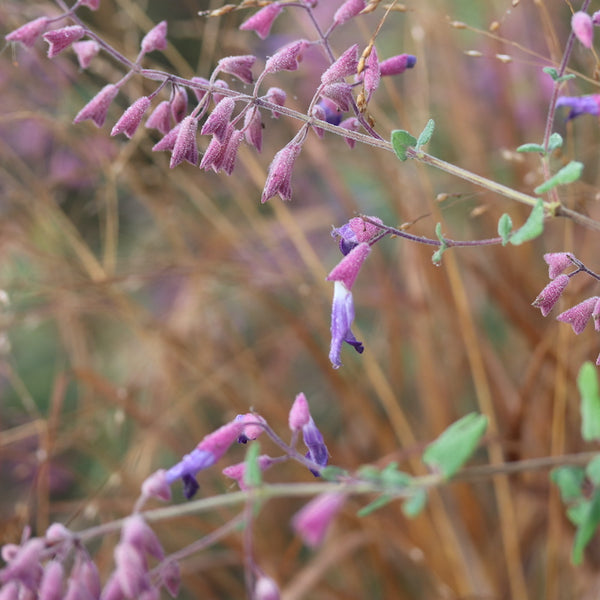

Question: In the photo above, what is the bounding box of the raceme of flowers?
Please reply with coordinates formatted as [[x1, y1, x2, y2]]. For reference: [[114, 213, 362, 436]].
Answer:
[[5, 0, 416, 204]]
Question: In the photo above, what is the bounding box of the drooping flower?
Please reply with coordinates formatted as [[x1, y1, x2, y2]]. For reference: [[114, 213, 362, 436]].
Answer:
[[217, 55, 257, 84], [145, 100, 172, 135], [243, 107, 263, 152], [201, 97, 235, 141], [291, 493, 346, 547], [338, 117, 361, 148], [320, 82, 354, 112], [532, 274, 570, 317], [321, 44, 359, 85], [170, 86, 188, 123], [222, 455, 275, 490], [5, 17, 49, 48], [169, 115, 199, 168], [544, 252, 575, 279], [261, 142, 303, 202], [557, 296, 599, 334], [363, 46, 380, 103], [572, 11, 594, 48], [333, 0, 366, 27], [302, 416, 328, 474], [556, 95, 600, 120], [239, 3, 283, 40], [379, 54, 417, 76], [43, 26, 85, 58], [111, 96, 151, 138], [140, 21, 167, 55], [73, 84, 119, 127], [326, 242, 371, 368], [264, 40, 310, 74], [72, 40, 100, 69]]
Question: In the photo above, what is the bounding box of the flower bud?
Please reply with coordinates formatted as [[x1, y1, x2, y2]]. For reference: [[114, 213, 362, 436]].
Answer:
[[261, 142, 303, 202], [557, 297, 599, 334], [201, 97, 235, 141], [111, 96, 151, 138], [73, 84, 119, 127], [6, 17, 49, 48], [289, 393, 310, 431], [264, 40, 309, 74], [291, 493, 346, 547], [170, 87, 188, 123], [43, 26, 85, 58], [239, 4, 283, 40], [217, 55, 256, 84], [572, 11, 594, 48], [333, 0, 366, 26], [145, 100, 172, 135], [72, 40, 100, 69], [379, 54, 417, 76], [321, 44, 359, 84], [532, 274, 570, 317], [141, 21, 167, 54], [544, 252, 574, 279]]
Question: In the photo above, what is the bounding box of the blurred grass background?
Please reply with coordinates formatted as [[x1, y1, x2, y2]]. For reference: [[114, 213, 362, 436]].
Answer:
[[2, 0, 600, 598]]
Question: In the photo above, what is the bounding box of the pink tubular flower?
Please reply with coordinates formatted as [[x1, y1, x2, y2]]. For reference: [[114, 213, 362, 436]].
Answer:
[[72, 40, 100, 69], [363, 46, 380, 102], [141, 21, 167, 54], [5, 17, 49, 48], [332, 217, 383, 254], [1, 538, 44, 589], [244, 108, 263, 152], [321, 44, 359, 84], [265, 87, 286, 118], [291, 493, 346, 548], [327, 243, 371, 368], [289, 393, 310, 432], [333, 0, 366, 26], [544, 252, 575, 279], [111, 96, 151, 138], [152, 123, 181, 153], [39, 560, 64, 600], [379, 54, 417, 76], [532, 274, 570, 317], [70, 555, 101, 599], [140, 469, 172, 502], [114, 543, 149, 598], [217, 55, 256, 84], [121, 516, 164, 561], [572, 11, 594, 48], [170, 86, 188, 123], [557, 296, 599, 334], [170, 115, 199, 168], [339, 117, 360, 148], [320, 83, 354, 111], [201, 97, 235, 141], [73, 84, 119, 127], [239, 3, 283, 40], [145, 100, 172, 135], [264, 40, 309, 74], [222, 455, 275, 490], [261, 142, 303, 202], [43, 26, 85, 58]]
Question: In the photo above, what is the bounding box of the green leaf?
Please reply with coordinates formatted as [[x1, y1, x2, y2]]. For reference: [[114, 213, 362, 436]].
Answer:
[[243, 441, 262, 488], [587, 455, 600, 487], [516, 143, 546, 154], [416, 119, 435, 148], [357, 465, 383, 482], [402, 488, 428, 518], [422, 413, 488, 479], [572, 491, 600, 564], [380, 464, 412, 488], [567, 500, 589, 526], [320, 466, 349, 481], [578, 362, 600, 442], [357, 494, 392, 517], [542, 67, 575, 83], [509, 199, 544, 246], [551, 466, 586, 503], [534, 161, 583, 194], [432, 222, 448, 266], [548, 132, 563, 152], [391, 129, 417, 161], [497, 213, 513, 246]]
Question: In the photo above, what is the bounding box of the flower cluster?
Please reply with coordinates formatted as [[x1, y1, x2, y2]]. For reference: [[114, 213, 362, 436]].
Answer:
[[5, 0, 416, 204], [533, 252, 600, 364]]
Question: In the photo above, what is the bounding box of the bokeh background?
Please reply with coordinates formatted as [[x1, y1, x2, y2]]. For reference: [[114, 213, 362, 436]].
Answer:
[[2, 1, 600, 598]]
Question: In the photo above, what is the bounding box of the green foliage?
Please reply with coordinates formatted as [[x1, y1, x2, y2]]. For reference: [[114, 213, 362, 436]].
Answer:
[[578, 362, 600, 442], [416, 119, 435, 148], [497, 213, 513, 246], [423, 413, 488, 479], [243, 441, 262, 488], [516, 134, 562, 155], [509, 199, 544, 245], [572, 490, 600, 565], [552, 466, 586, 503], [391, 129, 417, 161], [548, 133, 564, 152], [402, 488, 428, 518], [517, 143, 546, 154], [320, 466, 349, 481], [534, 161, 583, 194], [543, 66, 576, 83]]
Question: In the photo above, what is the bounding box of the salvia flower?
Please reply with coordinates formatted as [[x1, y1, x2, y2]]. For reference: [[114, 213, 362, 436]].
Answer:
[[70, 554, 101, 599], [321, 44, 359, 85], [544, 252, 575, 279], [265, 87, 287, 118], [379, 54, 417, 76], [201, 97, 235, 141], [152, 123, 181, 153], [39, 560, 64, 600], [140, 469, 172, 502], [236, 412, 267, 443], [291, 493, 346, 548], [200, 129, 229, 172], [327, 242, 371, 368], [254, 576, 280, 600], [5, 17, 49, 48], [43, 26, 85, 58], [333, 0, 366, 27], [261, 142, 303, 202], [145, 100, 172, 135], [140, 21, 167, 55], [217, 55, 257, 84], [170, 86, 188, 123], [111, 96, 151, 138], [121, 516, 164, 561], [170, 115, 199, 168], [332, 216, 383, 255], [222, 455, 275, 490], [556, 94, 600, 120], [320, 82, 354, 112], [243, 107, 263, 152], [264, 40, 309, 74], [302, 416, 329, 474], [239, 3, 283, 40], [532, 274, 570, 317], [339, 117, 361, 148], [72, 40, 100, 69], [74, 84, 119, 127], [363, 46, 381, 103], [289, 392, 311, 432], [114, 542, 149, 598], [572, 11, 594, 48], [0, 538, 44, 589], [557, 297, 599, 334]]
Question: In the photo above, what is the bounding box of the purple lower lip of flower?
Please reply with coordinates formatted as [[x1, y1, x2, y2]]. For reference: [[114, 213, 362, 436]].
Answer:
[[556, 95, 600, 120], [165, 448, 215, 484], [328, 281, 364, 369]]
